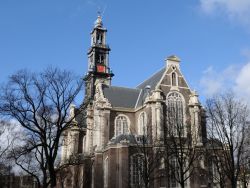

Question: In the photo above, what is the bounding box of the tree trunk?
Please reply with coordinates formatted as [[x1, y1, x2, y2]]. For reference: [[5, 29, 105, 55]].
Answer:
[[180, 181, 185, 188], [231, 178, 237, 188], [49, 166, 57, 188]]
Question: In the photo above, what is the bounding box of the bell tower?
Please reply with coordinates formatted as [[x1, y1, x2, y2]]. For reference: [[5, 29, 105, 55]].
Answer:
[[84, 15, 114, 100]]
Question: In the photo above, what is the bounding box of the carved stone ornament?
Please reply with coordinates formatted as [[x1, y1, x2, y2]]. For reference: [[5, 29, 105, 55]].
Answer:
[[94, 83, 112, 109], [147, 89, 164, 103], [189, 90, 200, 106]]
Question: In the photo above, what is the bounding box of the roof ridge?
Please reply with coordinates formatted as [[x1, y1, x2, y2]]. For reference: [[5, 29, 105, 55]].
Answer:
[[134, 89, 142, 108]]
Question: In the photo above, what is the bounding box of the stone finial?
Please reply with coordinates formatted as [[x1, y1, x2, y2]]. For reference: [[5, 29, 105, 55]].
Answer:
[[94, 15, 103, 28], [189, 90, 200, 106], [165, 55, 181, 69], [70, 104, 77, 122]]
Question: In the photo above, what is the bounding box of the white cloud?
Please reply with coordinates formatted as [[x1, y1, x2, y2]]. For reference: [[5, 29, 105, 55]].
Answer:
[[200, 66, 222, 96], [200, 62, 250, 104], [200, 65, 237, 97], [235, 63, 250, 97], [199, 0, 250, 26]]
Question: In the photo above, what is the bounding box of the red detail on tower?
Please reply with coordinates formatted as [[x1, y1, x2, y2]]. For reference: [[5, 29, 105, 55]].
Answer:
[[97, 65, 105, 73]]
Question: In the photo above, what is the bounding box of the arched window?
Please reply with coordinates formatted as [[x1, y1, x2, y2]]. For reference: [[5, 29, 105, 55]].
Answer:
[[138, 112, 147, 135], [172, 72, 177, 86], [166, 92, 185, 136], [98, 54, 105, 64], [159, 157, 165, 169], [97, 33, 103, 44], [115, 115, 129, 136], [130, 154, 145, 188]]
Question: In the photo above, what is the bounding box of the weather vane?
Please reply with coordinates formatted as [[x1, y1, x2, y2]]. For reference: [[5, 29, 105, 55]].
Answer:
[[97, 10, 101, 16], [97, 6, 101, 17], [97, 4, 107, 17]]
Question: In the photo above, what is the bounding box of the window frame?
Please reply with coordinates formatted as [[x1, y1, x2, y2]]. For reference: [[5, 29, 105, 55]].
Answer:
[[114, 115, 130, 136], [138, 112, 148, 136], [130, 153, 146, 188], [171, 72, 178, 86], [166, 92, 186, 137]]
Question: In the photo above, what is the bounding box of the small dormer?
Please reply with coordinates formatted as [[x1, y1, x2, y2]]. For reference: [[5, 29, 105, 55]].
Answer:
[[165, 55, 181, 89]]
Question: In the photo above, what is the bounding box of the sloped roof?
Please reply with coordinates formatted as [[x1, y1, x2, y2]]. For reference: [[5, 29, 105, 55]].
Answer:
[[135, 68, 165, 108], [136, 68, 165, 90], [102, 68, 165, 109], [102, 85, 140, 108]]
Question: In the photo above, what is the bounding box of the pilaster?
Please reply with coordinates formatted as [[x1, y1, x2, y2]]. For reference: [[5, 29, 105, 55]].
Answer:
[[188, 91, 203, 146], [147, 89, 164, 143]]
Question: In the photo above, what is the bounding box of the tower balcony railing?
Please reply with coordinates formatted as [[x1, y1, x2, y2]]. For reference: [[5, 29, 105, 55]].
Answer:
[[88, 43, 110, 54]]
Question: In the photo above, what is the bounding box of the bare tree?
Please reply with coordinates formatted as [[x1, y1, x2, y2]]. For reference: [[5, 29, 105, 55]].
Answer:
[[238, 161, 250, 188], [130, 119, 163, 188], [162, 96, 203, 188], [206, 139, 228, 188], [206, 92, 250, 188], [0, 120, 17, 179], [0, 68, 82, 187], [0, 120, 12, 164]]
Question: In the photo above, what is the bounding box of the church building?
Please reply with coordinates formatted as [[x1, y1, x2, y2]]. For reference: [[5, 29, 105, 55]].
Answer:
[[60, 16, 213, 188]]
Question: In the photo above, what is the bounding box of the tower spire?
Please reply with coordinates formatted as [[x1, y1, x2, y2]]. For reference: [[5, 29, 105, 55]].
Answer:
[[95, 12, 103, 28], [84, 16, 114, 100]]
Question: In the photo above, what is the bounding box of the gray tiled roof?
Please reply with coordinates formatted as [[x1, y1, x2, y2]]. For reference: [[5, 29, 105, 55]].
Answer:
[[136, 68, 165, 90], [102, 68, 165, 109], [136, 68, 165, 108], [102, 85, 140, 108]]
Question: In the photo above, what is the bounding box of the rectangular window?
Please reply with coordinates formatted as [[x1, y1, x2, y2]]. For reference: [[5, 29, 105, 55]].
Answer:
[[212, 160, 219, 183], [169, 158, 188, 188], [131, 154, 145, 188], [104, 158, 108, 188]]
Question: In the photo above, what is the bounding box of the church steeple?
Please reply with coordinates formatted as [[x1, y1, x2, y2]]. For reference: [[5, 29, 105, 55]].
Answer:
[[84, 15, 114, 100], [87, 15, 113, 79]]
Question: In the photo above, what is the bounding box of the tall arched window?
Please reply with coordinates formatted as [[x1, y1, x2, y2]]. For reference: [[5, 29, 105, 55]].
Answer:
[[130, 154, 145, 188], [115, 115, 129, 136], [138, 112, 147, 135], [166, 92, 185, 136]]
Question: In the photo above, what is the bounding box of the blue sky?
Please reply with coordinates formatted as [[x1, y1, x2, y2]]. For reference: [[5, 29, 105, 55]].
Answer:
[[1, 0, 250, 104]]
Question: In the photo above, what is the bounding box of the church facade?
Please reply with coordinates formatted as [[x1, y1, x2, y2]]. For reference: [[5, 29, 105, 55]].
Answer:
[[60, 16, 216, 188]]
